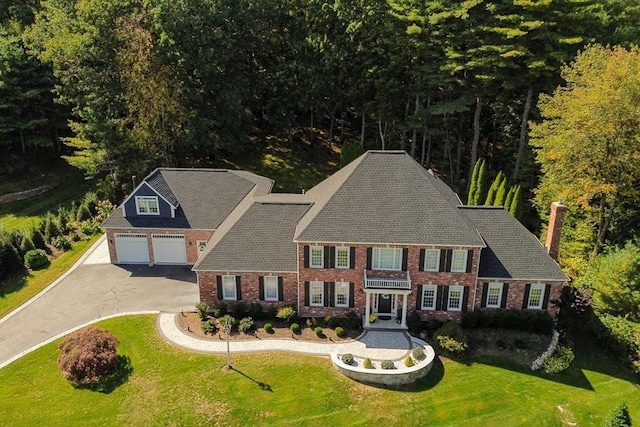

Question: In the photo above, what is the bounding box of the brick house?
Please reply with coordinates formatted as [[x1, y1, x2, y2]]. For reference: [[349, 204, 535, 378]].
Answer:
[[103, 151, 568, 327]]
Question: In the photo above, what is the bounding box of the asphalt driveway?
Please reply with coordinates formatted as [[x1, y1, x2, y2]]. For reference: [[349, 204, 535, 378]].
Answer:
[[0, 237, 199, 367]]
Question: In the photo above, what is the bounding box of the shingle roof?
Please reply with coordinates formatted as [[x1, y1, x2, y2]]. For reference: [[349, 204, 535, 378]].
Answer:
[[102, 168, 273, 230], [294, 151, 483, 246], [193, 201, 312, 272], [461, 206, 568, 281]]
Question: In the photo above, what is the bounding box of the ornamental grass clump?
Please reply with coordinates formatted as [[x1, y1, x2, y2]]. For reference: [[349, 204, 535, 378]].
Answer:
[[381, 360, 395, 370], [341, 353, 354, 365], [412, 347, 426, 361], [404, 356, 414, 367], [201, 319, 217, 335], [363, 358, 374, 369], [238, 317, 254, 333]]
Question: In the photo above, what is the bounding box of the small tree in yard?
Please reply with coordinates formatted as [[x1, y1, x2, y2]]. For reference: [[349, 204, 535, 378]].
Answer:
[[606, 401, 632, 427], [276, 305, 296, 324], [58, 327, 120, 386]]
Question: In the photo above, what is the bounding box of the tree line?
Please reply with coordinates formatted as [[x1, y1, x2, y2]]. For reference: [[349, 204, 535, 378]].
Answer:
[[1, 0, 638, 196]]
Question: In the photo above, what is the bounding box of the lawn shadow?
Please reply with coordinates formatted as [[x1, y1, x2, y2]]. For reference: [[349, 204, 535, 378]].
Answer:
[[0, 272, 28, 299], [119, 265, 196, 283], [375, 356, 446, 392], [72, 355, 133, 394], [231, 367, 274, 392]]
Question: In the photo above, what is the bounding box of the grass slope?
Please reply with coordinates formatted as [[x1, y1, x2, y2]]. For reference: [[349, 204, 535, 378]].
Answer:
[[0, 315, 637, 426]]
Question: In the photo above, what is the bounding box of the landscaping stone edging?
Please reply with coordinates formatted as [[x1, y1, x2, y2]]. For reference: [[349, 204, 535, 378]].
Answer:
[[331, 337, 435, 386], [0, 183, 58, 205]]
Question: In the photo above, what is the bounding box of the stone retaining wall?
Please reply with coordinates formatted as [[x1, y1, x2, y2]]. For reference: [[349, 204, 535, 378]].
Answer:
[[0, 184, 57, 206]]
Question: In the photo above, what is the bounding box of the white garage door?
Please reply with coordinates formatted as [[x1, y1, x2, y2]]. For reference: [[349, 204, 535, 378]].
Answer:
[[152, 234, 187, 265], [114, 234, 149, 264]]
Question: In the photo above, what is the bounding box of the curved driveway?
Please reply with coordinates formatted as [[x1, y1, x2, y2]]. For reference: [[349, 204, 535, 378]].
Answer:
[[0, 236, 199, 368]]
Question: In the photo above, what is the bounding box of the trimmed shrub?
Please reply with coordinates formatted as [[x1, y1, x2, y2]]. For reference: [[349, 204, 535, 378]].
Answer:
[[335, 326, 345, 338], [0, 240, 23, 279], [404, 356, 415, 367], [461, 309, 554, 334], [290, 323, 300, 334], [264, 323, 274, 334], [201, 319, 217, 335], [381, 360, 395, 370], [434, 321, 468, 356], [20, 236, 35, 255], [407, 311, 423, 335], [212, 303, 228, 318], [57, 327, 119, 385], [248, 302, 263, 320], [341, 353, 354, 365], [30, 229, 46, 250], [239, 317, 254, 333], [277, 305, 297, 323], [57, 208, 70, 234], [344, 310, 361, 330], [543, 344, 575, 374], [314, 326, 323, 337], [606, 401, 632, 427], [219, 314, 236, 332], [43, 212, 61, 243], [363, 357, 374, 369], [76, 204, 92, 222], [195, 302, 209, 321], [412, 347, 426, 361], [231, 302, 248, 319], [51, 236, 72, 251], [24, 249, 49, 270]]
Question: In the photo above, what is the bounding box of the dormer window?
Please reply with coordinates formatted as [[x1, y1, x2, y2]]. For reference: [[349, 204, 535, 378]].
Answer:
[[136, 196, 159, 215]]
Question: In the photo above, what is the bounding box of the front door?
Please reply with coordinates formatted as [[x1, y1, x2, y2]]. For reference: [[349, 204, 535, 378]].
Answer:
[[377, 294, 392, 314]]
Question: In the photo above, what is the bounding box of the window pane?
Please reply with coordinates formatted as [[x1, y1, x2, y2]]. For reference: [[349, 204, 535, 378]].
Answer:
[[528, 285, 543, 308], [335, 282, 348, 306], [424, 250, 439, 271], [422, 285, 436, 310], [373, 248, 401, 270], [336, 247, 349, 268], [265, 276, 278, 300], [223, 276, 236, 300], [451, 250, 467, 272], [448, 286, 463, 311], [310, 246, 323, 268], [310, 282, 323, 306], [487, 284, 501, 307]]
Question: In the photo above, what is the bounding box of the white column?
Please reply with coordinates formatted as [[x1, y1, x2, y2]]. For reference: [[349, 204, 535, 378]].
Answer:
[[364, 292, 371, 328], [401, 293, 408, 328]]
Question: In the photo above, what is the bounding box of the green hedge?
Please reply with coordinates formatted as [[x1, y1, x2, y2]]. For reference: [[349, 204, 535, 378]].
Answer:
[[461, 309, 554, 334], [592, 314, 640, 372]]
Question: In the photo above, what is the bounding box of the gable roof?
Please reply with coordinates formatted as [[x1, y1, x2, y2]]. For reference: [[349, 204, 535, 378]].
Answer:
[[102, 168, 273, 230], [461, 206, 568, 281], [193, 199, 312, 272], [294, 151, 483, 246]]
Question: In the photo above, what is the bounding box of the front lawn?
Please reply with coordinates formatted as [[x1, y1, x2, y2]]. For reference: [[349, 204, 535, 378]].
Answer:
[[0, 315, 637, 426]]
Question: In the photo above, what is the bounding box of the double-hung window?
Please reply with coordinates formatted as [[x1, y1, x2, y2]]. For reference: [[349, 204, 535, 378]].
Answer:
[[135, 196, 159, 215], [335, 282, 349, 307], [335, 247, 350, 269], [421, 284, 437, 310], [310, 246, 324, 268], [222, 275, 237, 300], [309, 281, 324, 306], [527, 284, 545, 309], [424, 249, 440, 272], [486, 283, 503, 308], [264, 276, 278, 301], [448, 285, 464, 311], [372, 248, 402, 270], [450, 250, 468, 273]]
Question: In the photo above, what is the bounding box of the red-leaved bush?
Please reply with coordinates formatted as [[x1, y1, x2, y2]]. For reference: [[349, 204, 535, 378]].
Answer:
[[58, 327, 120, 385]]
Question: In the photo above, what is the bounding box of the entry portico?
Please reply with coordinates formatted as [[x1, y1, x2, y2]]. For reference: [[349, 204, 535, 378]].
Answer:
[[363, 270, 410, 328]]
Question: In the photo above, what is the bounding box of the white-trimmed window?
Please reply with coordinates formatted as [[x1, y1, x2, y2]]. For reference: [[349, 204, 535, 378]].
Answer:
[[421, 284, 437, 310], [135, 196, 159, 215], [310, 246, 324, 268], [448, 285, 464, 311], [264, 276, 278, 301], [486, 283, 503, 308], [310, 281, 324, 306], [450, 250, 467, 273], [222, 275, 237, 300], [335, 282, 349, 307], [424, 249, 440, 272], [372, 248, 402, 270], [335, 247, 350, 269], [527, 284, 545, 309]]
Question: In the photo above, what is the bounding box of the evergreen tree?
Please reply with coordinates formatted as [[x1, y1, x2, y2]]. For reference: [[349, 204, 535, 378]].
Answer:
[[494, 176, 508, 207], [485, 171, 504, 205], [476, 159, 488, 205], [509, 185, 523, 220], [504, 186, 515, 212], [605, 401, 631, 427], [467, 158, 482, 205]]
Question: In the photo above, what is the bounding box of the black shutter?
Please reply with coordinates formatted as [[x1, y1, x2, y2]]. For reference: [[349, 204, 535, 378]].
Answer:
[[349, 247, 356, 269], [436, 286, 444, 310], [329, 282, 335, 307], [278, 277, 284, 301], [304, 282, 310, 306], [466, 249, 474, 273], [542, 284, 552, 309], [439, 250, 447, 272], [235, 276, 242, 300], [442, 286, 450, 311], [416, 285, 423, 310], [324, 282, 330, 307], [462, 287, 470, 312], [419, 249, 425, 271], [258, 276, 265, 300], [402, 248, 409, 271], [349, 283, 354, 307], [480, 283, 488, 308], [216, 275, 223, 300], [522, 284, 531, 308], [366, 247, 372, 270], [445, 249, 453, 272], [500, 283, 509, 308], [329, 246, 336, 268], [324, 246, 331, 268], [303, 245, 309, 268]]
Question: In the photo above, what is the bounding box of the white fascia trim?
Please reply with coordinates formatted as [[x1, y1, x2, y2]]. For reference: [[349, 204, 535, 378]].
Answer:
[[293, 240, 484, 249], [123, 181, 178, 212], [191, 269, 298, 274], [477, 277, 567, 282]]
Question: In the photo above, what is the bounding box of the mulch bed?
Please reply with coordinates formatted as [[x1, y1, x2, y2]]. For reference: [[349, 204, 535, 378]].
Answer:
[[176, 312, 361, 342], [465, 328, 552, 367]]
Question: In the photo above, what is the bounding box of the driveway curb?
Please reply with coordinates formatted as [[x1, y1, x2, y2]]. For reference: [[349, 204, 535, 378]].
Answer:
[[0, 234, 106, 326]]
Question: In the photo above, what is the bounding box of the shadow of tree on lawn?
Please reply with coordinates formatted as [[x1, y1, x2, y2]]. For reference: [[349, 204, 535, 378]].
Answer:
[[71, 355, 133, 394], [230, 367, 274, 392]]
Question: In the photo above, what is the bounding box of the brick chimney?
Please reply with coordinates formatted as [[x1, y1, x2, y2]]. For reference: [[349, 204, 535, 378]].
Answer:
[[545, 202, 568, 261]]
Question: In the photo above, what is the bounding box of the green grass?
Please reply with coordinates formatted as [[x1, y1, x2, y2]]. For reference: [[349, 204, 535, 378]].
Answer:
[[0, 315, 637, 426], [0, 235, 101, 318]]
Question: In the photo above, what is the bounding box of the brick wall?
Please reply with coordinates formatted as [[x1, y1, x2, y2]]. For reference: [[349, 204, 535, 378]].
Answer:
[[473, 279, 563, 318], [105, 228, 214, 264]]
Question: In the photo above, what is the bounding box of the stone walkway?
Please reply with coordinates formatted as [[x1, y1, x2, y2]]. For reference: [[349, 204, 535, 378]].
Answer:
[[157, 313, 414, 360]]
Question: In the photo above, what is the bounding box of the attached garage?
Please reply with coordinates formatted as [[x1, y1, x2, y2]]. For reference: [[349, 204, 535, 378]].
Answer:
[[114, 234, 150, 264], [152, 234, 187, 265]]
